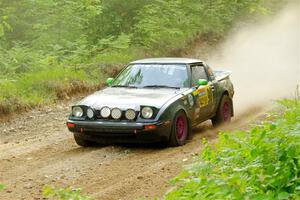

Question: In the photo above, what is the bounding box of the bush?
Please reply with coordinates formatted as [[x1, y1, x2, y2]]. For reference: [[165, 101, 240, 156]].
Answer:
[[0, 0, 286, 116], [43, 186, 91, 200], [0, 67, 99, 116], [166, 99, 300, 200], [133, 0, 283, 55]]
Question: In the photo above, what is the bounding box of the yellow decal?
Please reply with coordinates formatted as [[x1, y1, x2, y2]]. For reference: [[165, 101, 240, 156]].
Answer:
[[194, 85, 210, 108], [192, 90, 199, 96]]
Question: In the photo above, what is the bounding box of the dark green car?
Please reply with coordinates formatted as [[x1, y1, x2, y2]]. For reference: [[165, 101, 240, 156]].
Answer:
[[67, 58, 234, 147]]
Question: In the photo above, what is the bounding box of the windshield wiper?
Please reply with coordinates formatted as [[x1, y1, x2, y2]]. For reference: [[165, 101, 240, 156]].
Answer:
[[143, 85, 180, 89], [112, 85, 137, 88]]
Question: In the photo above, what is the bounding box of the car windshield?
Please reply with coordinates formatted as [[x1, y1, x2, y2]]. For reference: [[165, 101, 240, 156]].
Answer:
[[112, 64, 189, 88]]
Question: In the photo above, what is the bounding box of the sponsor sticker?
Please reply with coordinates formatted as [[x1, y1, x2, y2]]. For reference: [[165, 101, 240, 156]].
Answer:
[[193, 86, 210, 107]]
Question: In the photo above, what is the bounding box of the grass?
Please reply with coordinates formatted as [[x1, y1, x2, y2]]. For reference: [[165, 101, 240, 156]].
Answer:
[[0, 184, 5, 191], [43, 185, 91, 200], [0, 48, 142, 118], [165, 97, 300, 200], [0, 65, 118, 117], [0, 0, 286, 117]]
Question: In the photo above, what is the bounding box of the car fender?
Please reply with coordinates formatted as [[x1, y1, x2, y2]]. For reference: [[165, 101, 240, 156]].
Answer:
[[215, 79, 234, 116], [155, 89, 194, 133]]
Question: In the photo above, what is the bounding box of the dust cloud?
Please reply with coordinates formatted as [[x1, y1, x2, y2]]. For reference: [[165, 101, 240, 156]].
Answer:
[[208, 2, 300, 116]]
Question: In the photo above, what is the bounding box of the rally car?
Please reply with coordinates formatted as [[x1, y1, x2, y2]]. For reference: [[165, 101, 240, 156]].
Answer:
[[67, 58, 234, 147]]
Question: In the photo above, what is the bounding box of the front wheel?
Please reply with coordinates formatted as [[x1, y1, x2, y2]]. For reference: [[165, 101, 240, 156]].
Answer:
[[169, 110, 190, 147], [212, 95, 233, 127]]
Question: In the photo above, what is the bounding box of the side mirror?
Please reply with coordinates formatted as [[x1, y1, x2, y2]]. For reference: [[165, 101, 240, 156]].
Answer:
[[106, 77, 114, 86], [198, 79, 208, 86]]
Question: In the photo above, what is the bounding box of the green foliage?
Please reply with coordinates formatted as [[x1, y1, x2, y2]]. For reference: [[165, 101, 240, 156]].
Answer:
[[43, 185, 91, 200], [0, 67, 97, 115], [0, 24, 4, 38], [0, 0, 286, 115], [165, 99, 300, 200], [0, 0, 282, 77], [0, 184, 6, 191], [86, 0, 150, 42], [133, 0, 282, 54], [0, 44, 44, 75]]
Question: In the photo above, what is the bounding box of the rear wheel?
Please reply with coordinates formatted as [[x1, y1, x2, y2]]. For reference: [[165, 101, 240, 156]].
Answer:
[[73, 132, 94, 147], [212, 95, 233, 127], [169, 110, 189, 147]]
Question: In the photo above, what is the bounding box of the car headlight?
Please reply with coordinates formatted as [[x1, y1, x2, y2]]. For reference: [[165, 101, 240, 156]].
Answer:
[[72, 106, 83, 117], [125, 109, 136, 120], [100, 107, 111, 118], [111, 108, 122, 119], [87, 108, 94, 119], [141, 107, 153, 119]]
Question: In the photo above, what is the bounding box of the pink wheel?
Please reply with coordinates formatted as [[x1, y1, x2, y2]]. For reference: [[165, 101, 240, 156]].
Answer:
[[176, 115, 188, 142], [169, 110, 189, 146], [212, 95, 233, 127], [222, 101, 231, 122]]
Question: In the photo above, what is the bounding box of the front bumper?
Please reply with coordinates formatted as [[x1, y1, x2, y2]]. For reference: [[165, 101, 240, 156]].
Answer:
[[67, 119, 172, 143]]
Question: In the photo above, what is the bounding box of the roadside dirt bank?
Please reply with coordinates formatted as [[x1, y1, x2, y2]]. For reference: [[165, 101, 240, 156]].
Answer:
[[1, 2, 298, 200]]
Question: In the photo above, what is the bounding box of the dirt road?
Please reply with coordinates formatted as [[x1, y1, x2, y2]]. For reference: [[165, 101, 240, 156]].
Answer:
[[0, 3, 298, 200], [0, 99, 266, 200]]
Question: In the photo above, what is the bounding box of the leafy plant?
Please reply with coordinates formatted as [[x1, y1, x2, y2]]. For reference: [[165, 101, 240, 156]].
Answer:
[[0, 184, 6, 191], [43, 185, 91, 200], [0, 0, 286, 116], [166, 99, 300, 200]]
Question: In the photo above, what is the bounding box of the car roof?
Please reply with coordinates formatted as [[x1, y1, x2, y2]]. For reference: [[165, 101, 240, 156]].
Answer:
[[130, 57, 203, 64]]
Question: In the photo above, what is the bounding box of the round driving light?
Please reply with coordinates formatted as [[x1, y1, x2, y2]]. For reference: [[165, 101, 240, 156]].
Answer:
[[111, 108, 122, 119], [125, 109, 136, 120], [87, 108, 94, 119], [141, 107, 153, 119], [100, 107, 111, 118], [72, 106, 83, 117]]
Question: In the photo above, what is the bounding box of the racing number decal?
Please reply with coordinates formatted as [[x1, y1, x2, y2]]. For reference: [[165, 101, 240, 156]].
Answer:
[[193, 85, 212, 108], [198, 86, 209, 107]]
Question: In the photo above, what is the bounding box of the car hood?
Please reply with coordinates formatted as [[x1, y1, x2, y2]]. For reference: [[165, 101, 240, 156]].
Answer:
[[78, 87, 188, 110]]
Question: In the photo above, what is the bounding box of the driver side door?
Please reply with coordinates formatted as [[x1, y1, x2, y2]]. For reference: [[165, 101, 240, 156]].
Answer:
[[190, 65, 214, 122]]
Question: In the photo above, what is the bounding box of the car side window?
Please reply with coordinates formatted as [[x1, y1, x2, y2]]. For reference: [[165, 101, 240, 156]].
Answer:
[[207, 66, 215, 80], [191, 65, 208, 86]]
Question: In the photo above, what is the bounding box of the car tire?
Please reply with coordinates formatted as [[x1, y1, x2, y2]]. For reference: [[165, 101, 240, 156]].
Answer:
[[169, 110, 190, 147], [212, 94, 233, 127], [73, 132, 94, 147]]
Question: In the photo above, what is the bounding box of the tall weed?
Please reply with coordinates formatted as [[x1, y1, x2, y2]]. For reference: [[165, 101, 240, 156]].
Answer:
[[166, 99, 300, 200]]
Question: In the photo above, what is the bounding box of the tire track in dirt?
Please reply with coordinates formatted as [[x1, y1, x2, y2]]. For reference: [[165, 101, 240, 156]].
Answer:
[[0, 101, 266, 200], [1, 3, 297, 199]]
